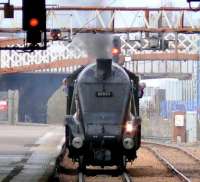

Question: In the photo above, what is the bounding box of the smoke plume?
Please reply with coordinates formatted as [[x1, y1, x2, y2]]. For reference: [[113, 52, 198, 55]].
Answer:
[[60, 0, 113, 59]]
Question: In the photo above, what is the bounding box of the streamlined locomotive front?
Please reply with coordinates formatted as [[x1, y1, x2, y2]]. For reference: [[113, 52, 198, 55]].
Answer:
[[65, 59, 141, 170]]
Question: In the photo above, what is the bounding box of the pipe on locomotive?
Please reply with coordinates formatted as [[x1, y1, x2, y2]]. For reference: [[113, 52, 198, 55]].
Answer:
[[96, 58, 112, 80]]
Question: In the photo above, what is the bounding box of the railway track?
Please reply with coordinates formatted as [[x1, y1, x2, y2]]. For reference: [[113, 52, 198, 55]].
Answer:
[[53, 145, 133, 182], [53, 142, 199, 181], [53, 147, 184, 182], [142, 141, 200, 164], [143, 141, 200, 182], [77, 170, 132, 182]]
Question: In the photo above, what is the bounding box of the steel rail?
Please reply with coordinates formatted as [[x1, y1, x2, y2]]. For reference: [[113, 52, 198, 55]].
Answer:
[[144, 146, 191, 182], [121, 171, 132, 182], [142, 141, 200, 164], [77, 172, 85, 182]]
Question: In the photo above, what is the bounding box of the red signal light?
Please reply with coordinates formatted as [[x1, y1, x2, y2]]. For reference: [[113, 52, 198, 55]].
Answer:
[[50, 29, 62, 40], [112, 48, 120, 55], [29, 18, 39, 27]]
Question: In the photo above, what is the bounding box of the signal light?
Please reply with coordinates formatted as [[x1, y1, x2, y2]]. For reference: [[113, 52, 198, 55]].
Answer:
[[29, 18, 39, 28], [23, 0, 46, 31], [112, 36, 121, 63], [23, 0, 46, 45], [4, 3, 14, 18], [112, 48, 120, 55], [50, 29, 62, 40]]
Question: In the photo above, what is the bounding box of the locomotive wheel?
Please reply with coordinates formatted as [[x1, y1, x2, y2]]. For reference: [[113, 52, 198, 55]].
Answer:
[[78, 155, 86, 172]]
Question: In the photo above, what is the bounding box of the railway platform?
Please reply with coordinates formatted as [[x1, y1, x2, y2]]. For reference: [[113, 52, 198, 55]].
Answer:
[[0, 123, 65, 182]]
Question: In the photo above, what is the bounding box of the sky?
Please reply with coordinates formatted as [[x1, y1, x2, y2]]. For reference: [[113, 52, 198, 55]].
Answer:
[[143, 78, 178, 87], [49, 0, 190, 7], [6, 0, 193, 7], [47, 0, 185, 7]]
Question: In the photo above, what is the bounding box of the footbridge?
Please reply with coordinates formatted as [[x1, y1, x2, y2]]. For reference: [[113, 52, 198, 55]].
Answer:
[[0, 39, 198, 80], [0, 6, 200, 79]]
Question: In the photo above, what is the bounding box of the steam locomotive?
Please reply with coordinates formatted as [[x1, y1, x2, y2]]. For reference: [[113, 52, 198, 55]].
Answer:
[[65, 58, 141, 171]]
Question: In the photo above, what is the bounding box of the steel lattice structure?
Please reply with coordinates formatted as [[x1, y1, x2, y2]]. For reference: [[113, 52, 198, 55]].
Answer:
[[0, 6, 199, 78]]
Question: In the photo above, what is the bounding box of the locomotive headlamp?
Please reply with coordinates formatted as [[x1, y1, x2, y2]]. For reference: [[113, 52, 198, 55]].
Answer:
[[125, 122, 134, 133], [123, 137, 134, 150], [72, 137, 83, 149]]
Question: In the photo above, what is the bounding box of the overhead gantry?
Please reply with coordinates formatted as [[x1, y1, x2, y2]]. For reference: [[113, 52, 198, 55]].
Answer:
[[0, 6, 199, 77]]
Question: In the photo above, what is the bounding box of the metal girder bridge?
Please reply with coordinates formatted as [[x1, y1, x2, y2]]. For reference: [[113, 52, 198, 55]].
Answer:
[[0, 6, 200, 33], [0, 6, 199, 78], [0, 41, 196, 80]]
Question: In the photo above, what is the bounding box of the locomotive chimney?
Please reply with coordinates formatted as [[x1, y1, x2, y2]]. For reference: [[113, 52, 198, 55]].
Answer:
[[96, 59, 112, 80]]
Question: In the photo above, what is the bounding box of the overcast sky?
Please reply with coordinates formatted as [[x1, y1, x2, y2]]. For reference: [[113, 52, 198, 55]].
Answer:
[[1, 0, 196, 31], [49, 0, 189, 7], [66, 0, 199, 7], [7, 0, 192, 7]]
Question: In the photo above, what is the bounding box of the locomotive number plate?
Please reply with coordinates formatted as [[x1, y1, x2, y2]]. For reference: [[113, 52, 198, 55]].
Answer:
[[96, 91, 113, 97]]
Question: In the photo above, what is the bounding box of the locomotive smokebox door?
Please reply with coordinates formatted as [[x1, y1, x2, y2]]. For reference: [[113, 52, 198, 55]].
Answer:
[[96, 59, 112, 80]]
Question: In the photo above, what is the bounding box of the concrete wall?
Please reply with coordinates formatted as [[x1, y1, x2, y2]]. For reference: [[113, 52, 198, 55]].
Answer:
[[0, 73, 66, 124], [141, 113, 172, 139], [8, 90, 19, 124], [0, 91, 8, 123], [47, 86, 66, 125]]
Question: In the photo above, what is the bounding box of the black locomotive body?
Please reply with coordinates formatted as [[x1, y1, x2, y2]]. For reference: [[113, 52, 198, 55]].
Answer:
[[65, 59, 141, 170]]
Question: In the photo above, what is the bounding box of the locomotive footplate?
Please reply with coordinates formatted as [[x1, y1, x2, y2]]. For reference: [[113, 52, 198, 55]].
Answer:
[[87, 135, 120, 147]]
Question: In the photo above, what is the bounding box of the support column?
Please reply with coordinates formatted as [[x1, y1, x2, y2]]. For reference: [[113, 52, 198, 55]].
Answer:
[[197, 39, 200, 120], [8, 90, 19, 125]]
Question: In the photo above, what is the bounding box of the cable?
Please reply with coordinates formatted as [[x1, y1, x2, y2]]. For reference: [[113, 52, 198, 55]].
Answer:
[[71, 0, 117, 38]]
